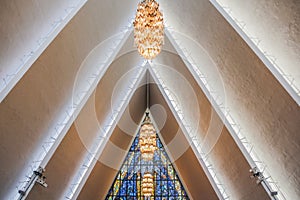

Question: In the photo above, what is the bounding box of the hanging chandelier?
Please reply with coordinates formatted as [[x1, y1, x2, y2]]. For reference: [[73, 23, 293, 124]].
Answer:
[[139, 114, 156, 197], [142, 172, 154, 197], [133, 0, 164, 60], [139, 116, 157, 161]]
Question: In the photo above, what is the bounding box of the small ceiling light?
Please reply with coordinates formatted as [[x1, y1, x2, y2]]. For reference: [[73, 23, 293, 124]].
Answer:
[[133, 0, 164, 60]]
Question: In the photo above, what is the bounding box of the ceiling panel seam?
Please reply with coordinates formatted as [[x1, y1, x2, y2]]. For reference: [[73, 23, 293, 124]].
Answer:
[[165, 28, 285, 200], [210, 0, 300, 106], [8, 27, 133, 200], [63, 62, 147, 200], [148, 111, 194, 199], [0, 0, 88, 103], [147, 63, 229, 200]]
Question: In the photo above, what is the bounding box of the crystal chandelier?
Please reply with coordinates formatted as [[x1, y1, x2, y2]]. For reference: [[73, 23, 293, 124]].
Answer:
[[142, 172, 154, 197], [133, 0, 164, 60], [139, 116, 157, 161]]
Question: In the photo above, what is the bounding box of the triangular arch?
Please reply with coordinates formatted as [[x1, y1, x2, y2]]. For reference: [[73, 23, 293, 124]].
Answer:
[[105, 117, 190, 200]]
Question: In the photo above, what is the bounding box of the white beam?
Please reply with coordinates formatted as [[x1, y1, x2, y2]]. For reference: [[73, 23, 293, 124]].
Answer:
[[64, 62, 147, 199], [0, 0, 88, 103], [148, 63, 229, 200], [8, 27, 133, 200], [210, 0, 300, 106], [165, 28, 285, 199], [148, 111, 194, 199]]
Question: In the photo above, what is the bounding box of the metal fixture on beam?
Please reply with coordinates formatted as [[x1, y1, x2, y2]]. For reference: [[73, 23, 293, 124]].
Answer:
[[249, 167, 278, 198], [18, 167, 47, 200]]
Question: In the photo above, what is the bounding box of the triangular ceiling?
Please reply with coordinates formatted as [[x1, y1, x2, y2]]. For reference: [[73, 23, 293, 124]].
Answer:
[[4, 24, 270, 200], [1, 1, 299, 200], [105, 115, 190, 199], [66, 31, 226, 199], [75, 73, 220, 200]]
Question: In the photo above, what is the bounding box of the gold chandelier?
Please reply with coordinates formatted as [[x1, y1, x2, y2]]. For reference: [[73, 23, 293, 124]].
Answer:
[[139, 116, 157, 161], [133, 0, 164, 60], [142, 172, 154, 197], [139, 114, 157, 197]]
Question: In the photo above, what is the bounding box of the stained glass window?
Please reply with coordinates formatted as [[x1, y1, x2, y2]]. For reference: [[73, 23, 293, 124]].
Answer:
[[105, 130, 190, 200]]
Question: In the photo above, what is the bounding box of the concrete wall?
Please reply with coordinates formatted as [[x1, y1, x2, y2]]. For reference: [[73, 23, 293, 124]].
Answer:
[[219, 0, 300, 89], [159, 0, 300, 198], [153, 52, 270, 199]]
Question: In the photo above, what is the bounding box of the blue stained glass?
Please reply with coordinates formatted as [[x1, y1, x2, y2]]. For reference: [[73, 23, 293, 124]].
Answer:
[[154, 154, 160, 162], [156, 180, 162, 195], [105, 126, 189, 199], [168, 181, 176, 196], [161, 181, 168, 196], [161, 167, 167, 178], [155, 172, 161, 181], [157, 139, 163, 148], [130, 137, 139, 151], [128, 181, 135, 196], [120, 180, 127, 196]]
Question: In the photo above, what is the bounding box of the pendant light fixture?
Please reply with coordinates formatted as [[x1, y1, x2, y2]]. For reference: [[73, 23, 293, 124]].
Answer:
[[133, 0, 164, 60]]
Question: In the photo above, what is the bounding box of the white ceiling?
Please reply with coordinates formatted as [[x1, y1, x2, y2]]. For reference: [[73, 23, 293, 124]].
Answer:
[[0, 0, 299, 200]]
